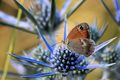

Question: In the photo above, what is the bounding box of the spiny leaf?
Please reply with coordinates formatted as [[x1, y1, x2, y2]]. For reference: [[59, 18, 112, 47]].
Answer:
[[94, 37, 117, 53], [50, 0, 56, 28], [0, 21, 36, 34], [60, 0, 86, 23], [14, 0, 39, 27], [10, 54, 53, 67], [21, 72, 59, 78], [85, 63, 115, 69], [64, 15, 68, 41]]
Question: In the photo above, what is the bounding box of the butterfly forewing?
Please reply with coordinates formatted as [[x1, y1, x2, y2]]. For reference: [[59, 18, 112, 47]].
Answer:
[[67, 23, 90, 41]]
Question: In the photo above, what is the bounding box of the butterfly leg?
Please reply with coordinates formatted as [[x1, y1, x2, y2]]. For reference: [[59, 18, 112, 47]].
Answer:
[[0, 11, 34, 34]]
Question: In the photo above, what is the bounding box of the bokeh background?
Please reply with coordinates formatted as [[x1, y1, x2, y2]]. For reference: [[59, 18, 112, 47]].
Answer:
[[0, 0, 120, 80]]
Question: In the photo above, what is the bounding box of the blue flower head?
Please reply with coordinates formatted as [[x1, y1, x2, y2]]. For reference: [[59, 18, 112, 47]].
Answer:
[[97, 38, 120, 80], [10, 14, 117, 79], [99, 39, 120, 64], [9, 0, 117, 79]]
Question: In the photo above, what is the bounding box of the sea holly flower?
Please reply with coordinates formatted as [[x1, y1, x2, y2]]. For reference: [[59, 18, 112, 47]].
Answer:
[[10, 7, 117, 79], [0, 0, 86, 35], [89, 17, 120, 80], [100, 0, 120, 25], [7, 0, 117, 79], [11, 45, 56, 80], [96, 40, 120, 80], [10, 39, 116, 79]]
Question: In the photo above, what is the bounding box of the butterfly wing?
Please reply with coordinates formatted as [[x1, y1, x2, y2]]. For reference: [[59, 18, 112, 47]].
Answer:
[[67, 38, 95, 57], [67, 23, 90, 41]]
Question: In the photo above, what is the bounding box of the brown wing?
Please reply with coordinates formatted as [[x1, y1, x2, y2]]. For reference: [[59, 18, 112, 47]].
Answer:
[[67, 38, 95, 57], [67, 26, 81, 40], [67, 23, 90, 41]]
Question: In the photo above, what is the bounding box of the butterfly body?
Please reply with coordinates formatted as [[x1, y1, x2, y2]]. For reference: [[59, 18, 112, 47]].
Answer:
[[65, 23, 95, 57]]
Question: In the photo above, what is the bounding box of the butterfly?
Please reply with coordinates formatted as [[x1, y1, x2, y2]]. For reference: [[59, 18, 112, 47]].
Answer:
[[65, 23, 95, 57]]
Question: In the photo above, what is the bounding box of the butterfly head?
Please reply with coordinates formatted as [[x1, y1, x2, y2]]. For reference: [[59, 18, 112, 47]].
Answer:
[[77, 23, 89, 31]]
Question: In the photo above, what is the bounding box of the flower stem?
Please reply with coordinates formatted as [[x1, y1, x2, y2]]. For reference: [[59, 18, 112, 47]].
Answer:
[[1, 0, 24, 80]]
